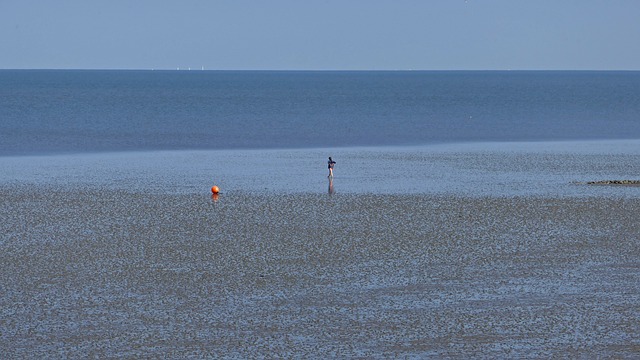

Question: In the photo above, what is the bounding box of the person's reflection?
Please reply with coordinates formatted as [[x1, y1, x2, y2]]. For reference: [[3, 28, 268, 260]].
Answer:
[[328, 176, 335, 195]]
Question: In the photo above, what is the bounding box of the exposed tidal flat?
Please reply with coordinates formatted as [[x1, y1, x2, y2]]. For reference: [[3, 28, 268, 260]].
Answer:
[[2, 189, 640, 358], [1, 141, 640, 358]]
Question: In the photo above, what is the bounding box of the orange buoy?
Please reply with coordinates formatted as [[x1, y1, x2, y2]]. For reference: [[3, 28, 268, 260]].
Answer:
[[211, 185, 220, 194]]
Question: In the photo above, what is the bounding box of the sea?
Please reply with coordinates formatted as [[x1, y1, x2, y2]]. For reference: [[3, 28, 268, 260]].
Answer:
[[1, 70, 639, 156], [3, 71, 640, 358], [1, 70, 640, 196]]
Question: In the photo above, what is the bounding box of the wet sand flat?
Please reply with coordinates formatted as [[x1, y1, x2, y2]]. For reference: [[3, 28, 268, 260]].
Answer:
[[1, 186, 639, 358]]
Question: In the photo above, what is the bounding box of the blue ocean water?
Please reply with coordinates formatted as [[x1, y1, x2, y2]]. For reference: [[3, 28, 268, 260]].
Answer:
[[1, 70, 639, 156]]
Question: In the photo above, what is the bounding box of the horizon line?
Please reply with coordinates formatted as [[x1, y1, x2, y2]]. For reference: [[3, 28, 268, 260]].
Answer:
[[1, 68, 639, 72]]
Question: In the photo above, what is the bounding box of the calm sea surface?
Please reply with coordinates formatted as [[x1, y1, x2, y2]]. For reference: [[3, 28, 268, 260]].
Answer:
[[1, 70, 639, 156]]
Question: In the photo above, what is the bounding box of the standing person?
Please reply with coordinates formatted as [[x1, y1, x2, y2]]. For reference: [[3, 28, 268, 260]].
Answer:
[[328, 157, 336, 177]]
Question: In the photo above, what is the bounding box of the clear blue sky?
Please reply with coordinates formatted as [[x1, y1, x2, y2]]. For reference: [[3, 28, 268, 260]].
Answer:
[[1, 0, 639, 70]]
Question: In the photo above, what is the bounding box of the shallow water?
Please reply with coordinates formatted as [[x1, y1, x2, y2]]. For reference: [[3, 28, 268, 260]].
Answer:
[[2, 140, 640, 198]]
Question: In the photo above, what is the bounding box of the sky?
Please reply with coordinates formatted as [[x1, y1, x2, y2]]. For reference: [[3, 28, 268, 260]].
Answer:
[[1, 0, 639, 70]]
